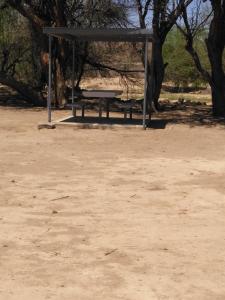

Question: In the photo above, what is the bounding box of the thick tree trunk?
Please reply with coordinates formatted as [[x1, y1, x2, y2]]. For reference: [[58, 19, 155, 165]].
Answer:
[[141, 39, 165, 111], [8, 1, 68, 108], [205, 1, 225, 117], [0, 72, 45, 105], [210, 81, 225, 116], [181, 0, 225, 117], [53, 56, 66, 107], [31, 29, 67, 107], [207, 39, 225, 116], [151, 39, 165, 109], [30, 26, 49, 90], [52, 1, 67, 107], [76, 42, 89, 89], [32, 33, 67, 108]]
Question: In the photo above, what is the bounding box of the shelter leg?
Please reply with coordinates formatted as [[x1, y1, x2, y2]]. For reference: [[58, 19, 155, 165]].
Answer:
[[106, 99, 110, 118], [72, 41, 75, 116], [48, 36, 52, 123], [99, 99, 102, 118], [143, 38, 148, 129], [148, 42, 154, 124]]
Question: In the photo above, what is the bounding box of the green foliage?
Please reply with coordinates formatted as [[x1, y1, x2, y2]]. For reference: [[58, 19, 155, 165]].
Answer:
[[163, 28, 209, 88]]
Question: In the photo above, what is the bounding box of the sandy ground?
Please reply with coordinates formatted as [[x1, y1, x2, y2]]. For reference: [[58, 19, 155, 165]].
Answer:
[[0, 107, 225, 300]]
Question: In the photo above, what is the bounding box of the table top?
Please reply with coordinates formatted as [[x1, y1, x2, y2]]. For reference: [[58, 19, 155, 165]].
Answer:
[[75, 89, 123, 98]]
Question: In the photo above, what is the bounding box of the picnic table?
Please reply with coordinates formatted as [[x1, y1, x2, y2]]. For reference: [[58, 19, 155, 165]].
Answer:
[[68, 89, 123, 118]]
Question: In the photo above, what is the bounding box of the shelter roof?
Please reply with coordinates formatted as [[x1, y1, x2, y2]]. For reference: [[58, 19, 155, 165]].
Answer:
[[43, 27, 153, 42]]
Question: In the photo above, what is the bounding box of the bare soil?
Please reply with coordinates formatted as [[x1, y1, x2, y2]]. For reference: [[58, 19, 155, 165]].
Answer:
[[0, 106, 225, 300]]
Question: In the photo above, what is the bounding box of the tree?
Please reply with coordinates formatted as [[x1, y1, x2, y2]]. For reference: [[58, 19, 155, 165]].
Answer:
[[0, 5, 44, 105], [1, 0, 127, 106], [4, 0, 69, 106], [126, 0, 194, 109], [178, 0, 225, 116], [163, 27, 209, 87]]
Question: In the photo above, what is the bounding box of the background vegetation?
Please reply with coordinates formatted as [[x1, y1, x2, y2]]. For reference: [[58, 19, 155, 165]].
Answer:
[[0, 0, 224, 115], [164, 28, 209, 88]]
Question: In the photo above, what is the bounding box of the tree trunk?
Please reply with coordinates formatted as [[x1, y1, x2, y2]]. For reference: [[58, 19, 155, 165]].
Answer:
[[207, 38, 225, 116], [7, 1, 68, 108], [30, 26, 49, 89], [53, 56, 66, 107], [210, 81, 225, 116], [52, 1, 67, 107], [0, 72, 45, 105], [180, 0, 225, 117], [151, 39, 165, 109], [205, 1, 225, 117], [31, 27, 67, 108], [76, 42, 89, 89]]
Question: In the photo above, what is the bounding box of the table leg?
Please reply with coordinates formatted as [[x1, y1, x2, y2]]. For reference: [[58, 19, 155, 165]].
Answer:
[[106, 99, 110, 118], [82, 105, 85, 118], [99, 99, 102, 118]]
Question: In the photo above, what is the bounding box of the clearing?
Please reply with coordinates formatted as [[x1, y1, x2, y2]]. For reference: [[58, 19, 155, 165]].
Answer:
[[0, 106, 225, 300]]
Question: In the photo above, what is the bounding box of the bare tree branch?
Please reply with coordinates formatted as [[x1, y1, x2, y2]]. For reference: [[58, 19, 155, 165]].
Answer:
[[143, 0, 152, 19], [0, 71, 44, 105], [86, 57, 144, 74], [7, 0, 48, 30], [177, 4, 211, 83]]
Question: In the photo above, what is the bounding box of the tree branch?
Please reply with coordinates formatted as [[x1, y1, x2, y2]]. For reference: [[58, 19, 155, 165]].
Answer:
[[86, 58, 144, 74], [0, 71, 44, 105], [177, 5, 211, 83], [136, 0, 146, 28], [161, 0, 194, 40], [143, 0, 151, 20], [7, 0, 48, 30]]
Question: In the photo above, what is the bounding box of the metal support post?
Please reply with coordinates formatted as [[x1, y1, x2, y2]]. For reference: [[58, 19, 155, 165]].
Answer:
[[72, 40, 75, 116], [48, 36, 52, 123], [143, 38, 148, 129]]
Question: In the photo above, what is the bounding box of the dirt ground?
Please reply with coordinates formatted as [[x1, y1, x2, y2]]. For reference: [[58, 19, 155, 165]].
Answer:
[[0, 106, 225, 300]]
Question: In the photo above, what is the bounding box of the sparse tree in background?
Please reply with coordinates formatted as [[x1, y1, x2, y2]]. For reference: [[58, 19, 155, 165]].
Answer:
[[136, 0, 194, 109], [163, 27, 209, 87], [120, 0, 194, 109], [178, 0, 225, 116]]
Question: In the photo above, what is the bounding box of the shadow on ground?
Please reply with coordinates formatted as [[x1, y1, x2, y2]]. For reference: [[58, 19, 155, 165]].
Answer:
[[1, 85, 224, 128], [0, 85, 35, 108], [156, 101, 225, 128]]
